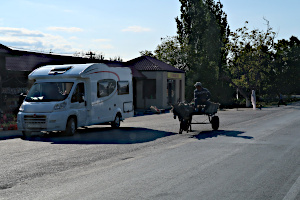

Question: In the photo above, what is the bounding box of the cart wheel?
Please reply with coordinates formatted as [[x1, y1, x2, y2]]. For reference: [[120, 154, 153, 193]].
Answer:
[[211, 116, 219, 130]]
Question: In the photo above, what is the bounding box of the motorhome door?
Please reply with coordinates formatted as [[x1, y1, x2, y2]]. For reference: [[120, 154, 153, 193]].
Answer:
[[96, 79, 116, 122], [70, 82, 87, 127]]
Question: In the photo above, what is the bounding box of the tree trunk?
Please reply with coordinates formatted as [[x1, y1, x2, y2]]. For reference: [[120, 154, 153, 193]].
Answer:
[[245, 97, 251, 107], [221, 75, 252, 107]]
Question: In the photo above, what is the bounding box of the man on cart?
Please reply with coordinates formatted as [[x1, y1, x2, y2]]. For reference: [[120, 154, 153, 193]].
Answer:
[[194, 82, 211, 113], [172, 82, 219, 133]]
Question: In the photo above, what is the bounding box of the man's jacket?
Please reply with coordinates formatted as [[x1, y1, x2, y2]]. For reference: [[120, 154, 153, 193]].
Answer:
[[194, 88, 211, 106]]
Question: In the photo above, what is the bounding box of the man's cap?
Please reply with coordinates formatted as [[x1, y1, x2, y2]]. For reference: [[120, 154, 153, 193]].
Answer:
[[194, 82, 202, 87]]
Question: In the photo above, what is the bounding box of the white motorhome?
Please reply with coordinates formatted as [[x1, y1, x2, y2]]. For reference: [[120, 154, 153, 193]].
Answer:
[[17, 63, 134, 137]]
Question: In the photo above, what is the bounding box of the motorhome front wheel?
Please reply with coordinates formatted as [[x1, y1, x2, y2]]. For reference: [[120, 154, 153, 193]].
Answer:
[[64, 118, 76, 136]]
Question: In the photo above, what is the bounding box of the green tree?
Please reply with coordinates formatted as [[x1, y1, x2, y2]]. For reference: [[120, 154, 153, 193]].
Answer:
[[139, 50, 155, 57], [272, 36, 300, 95], [141, 36, 188, 71], [109, 56, 123, 62], [286, 37, 300, 94], [154, 36, 188, 71], [224, 20, 276, 107], [175, 0, 231, 102]]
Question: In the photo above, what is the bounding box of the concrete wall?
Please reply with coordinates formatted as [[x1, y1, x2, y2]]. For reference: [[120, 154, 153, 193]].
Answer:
[[135, 71, 185, 110]]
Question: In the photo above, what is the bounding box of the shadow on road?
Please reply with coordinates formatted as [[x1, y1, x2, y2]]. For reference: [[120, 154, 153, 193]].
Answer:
[[23, 127, 175, 144], [192, 130, 253, 140], [0, 132, 22, 141]]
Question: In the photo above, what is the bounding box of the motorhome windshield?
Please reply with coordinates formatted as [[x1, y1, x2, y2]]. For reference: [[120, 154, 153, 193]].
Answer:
[[25, 82, 74, 102]]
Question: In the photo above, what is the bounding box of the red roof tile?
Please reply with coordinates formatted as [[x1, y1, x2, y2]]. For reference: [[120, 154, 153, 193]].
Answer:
[[127, 56, 184, 73]]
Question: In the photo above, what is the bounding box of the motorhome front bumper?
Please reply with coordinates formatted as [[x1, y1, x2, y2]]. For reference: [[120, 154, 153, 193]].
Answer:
[[17, 112, 67, 132]]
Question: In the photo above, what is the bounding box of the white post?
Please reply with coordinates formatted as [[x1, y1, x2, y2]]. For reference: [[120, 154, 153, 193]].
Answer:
[[251, 90, 256, 110]]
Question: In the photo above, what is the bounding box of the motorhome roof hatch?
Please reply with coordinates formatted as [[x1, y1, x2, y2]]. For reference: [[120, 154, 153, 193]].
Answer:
[[49, 66, 73, 75]]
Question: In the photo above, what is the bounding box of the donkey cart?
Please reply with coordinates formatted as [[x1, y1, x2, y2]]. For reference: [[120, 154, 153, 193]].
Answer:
[[172, 102, 220, 134]]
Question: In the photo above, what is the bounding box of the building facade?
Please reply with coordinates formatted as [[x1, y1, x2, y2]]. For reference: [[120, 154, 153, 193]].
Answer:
[[128, 56, 185, 110], [0, 44, 185, 114]]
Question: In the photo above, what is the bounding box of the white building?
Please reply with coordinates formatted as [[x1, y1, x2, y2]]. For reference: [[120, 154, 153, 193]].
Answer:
[[127, 56, 185, 110]]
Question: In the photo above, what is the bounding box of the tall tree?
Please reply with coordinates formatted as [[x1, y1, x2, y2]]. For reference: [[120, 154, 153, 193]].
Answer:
[[224, 20, 276, 107], [175, 0, 231, 102], [109, 56, 123, 62], [139, 50, 155, 57], [272, 36, 300, 95], [154, 36, 188, 70]]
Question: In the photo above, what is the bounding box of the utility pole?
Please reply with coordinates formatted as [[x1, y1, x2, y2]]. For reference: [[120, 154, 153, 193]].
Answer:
[[86, 51, 95, 59]]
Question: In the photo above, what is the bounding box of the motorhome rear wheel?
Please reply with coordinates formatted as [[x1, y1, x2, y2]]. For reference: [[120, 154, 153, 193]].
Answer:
[[111, 115, 121, 128]]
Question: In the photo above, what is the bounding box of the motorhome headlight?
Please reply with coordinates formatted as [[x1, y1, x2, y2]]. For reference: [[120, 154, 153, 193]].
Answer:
[[54, 102, 67, 110], [19, 104, 24, 112]]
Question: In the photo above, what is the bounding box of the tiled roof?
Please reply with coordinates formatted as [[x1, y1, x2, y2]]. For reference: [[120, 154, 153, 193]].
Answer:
[[104, 61, 146, 78], [6, 55, 93, 72], [0, 44, 13, 55], [126, 56, 184, 73], [6, 54, 57, 71]]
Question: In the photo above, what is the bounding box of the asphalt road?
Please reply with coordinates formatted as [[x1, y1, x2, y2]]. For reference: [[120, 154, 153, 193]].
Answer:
[[0, 102, 300, 200]]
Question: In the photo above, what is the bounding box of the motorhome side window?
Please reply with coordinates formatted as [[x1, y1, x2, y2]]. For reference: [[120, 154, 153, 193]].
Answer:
[[97, 79, 116, 98], [71, 82, 85, 103], [118, 81, 129, 95]]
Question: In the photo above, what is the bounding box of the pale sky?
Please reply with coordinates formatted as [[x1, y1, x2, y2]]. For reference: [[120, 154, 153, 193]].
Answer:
[[0, 0, 299, 61], [222, 0, 300, 41]]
